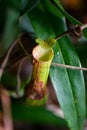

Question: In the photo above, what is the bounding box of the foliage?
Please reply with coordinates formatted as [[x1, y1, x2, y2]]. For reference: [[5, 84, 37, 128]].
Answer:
[[0, 0, 87, 130]]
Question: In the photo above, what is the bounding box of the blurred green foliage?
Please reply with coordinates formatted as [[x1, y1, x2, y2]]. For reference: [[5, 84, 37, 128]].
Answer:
[[0, 0, 87, 130]]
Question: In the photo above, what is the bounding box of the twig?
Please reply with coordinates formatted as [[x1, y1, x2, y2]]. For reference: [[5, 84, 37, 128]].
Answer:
[[0, 40, 17, 80], [18, 36, 33, 64], [55, 23, 87, 41], [0, 87, 13, 130], [80, 24, 87, 30], [52, 62, 87, 71], [55, 31, 70, 40]]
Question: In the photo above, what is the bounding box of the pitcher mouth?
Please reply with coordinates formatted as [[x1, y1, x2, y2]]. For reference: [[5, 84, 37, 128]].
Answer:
[[32, 45, 54, 62]]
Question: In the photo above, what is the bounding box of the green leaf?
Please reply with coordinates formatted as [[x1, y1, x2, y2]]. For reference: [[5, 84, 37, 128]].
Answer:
[[20, 0, 40, 15], [12, 100, 67, 126], [1, 71, 30, 97], [1, 8, 19, 56], [28, 6, 55, 40], [50, 0, 81, 25], [27, 1, 86, 130]]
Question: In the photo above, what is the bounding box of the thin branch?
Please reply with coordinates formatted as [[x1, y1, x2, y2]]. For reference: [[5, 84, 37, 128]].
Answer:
[[0, 40, 17, 80], [55, 23, 87, 40], [18, 36, 33, 64], [55, 31, 70, 40], [80, 24, 87, 30], [52, 62, 87, 71], [1, 87, 13, 130]]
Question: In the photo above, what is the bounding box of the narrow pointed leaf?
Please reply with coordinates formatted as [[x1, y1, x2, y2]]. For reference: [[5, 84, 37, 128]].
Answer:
[[50, 0, 81, 25], [2, 9, 19, 55], [12, 100, 67, 126]]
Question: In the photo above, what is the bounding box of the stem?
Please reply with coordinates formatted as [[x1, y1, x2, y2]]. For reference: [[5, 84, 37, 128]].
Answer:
[[55, 31, 70, 40], [80, 24, 87, 30], [0, 40, 17, 80], [55, 23, 87, 40], [18, 36, 33, 64], [52, 62, 87, 71], [1, 87, 13, 130]]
